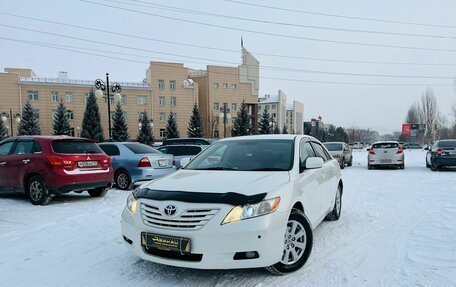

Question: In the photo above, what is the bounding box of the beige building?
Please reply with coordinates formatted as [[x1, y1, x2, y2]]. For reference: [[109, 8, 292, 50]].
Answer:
[[0, 68, 151, 138], [190, 47, 260, 138], [146, 62, 198, 138], [258, 90, 287, 132], [286, 100, 304, 134]]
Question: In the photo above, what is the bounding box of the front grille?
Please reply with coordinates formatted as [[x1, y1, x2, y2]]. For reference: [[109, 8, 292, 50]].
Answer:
[[140, 203, 219, 230], [143, 246, 203, 262]]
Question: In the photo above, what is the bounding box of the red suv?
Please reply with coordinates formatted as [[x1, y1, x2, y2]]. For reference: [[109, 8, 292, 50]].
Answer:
[[0, 136, 113, 205]]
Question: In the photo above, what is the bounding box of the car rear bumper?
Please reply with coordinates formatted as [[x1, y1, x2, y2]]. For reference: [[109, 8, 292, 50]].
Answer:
[[48, 180, 112, 194], [121, 202, 288, 269], [130, 167, 176, 185], [433, 157, 456, 167]]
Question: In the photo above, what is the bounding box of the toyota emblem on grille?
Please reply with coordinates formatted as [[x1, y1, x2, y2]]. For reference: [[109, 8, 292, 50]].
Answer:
[[164, 205, 177, 216]]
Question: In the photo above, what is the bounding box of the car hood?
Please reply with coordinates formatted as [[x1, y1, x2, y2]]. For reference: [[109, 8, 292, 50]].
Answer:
[[140, 169, 290, 196]]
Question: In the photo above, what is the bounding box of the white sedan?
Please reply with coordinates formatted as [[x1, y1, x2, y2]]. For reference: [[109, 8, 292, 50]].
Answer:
[[121, 135, 343, 274]]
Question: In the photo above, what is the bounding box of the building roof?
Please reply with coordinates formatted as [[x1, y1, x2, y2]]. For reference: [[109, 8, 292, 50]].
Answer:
[[259, 94, 279, 104]]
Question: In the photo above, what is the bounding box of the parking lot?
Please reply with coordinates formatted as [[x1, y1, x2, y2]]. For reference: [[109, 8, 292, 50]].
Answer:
[[1, 150, 455, 287]]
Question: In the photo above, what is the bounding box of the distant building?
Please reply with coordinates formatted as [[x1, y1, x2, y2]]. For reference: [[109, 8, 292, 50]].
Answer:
[[258, 90, 287, 131], [304, 116, 325, 139], [285, 100, 304, 134]]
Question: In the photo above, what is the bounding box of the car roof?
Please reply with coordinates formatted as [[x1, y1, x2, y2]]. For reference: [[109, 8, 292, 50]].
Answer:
[[158, 144, 203, 148], [219, 134, 314, 142], [8, 136, 94, 142], [323, 142, 345, 144]]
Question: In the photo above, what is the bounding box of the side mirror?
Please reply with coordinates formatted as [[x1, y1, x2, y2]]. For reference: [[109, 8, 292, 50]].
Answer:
[[304, 157, 324, 169], [424, 147, 429, 151], [180, 157, 192, 168], [366, 148, 370, 151]]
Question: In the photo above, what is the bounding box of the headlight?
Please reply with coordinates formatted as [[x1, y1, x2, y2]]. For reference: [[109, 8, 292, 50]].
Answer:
[[221, 197, 280, 225], [127, 193, 137, 214]]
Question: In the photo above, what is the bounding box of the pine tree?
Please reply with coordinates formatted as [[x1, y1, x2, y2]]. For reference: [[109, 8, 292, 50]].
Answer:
[[52, 100, 71, 136], [137, 111, 154, 145], [17, 101, 41, 136], [112, 102, 130, 141], [164, 112, 180, 139], [187, 103, 203, 138], [0, 116, 8, 140], [232, 100, 251, 137], [282, 125, 288, 134], [258, 108, 272, 134], [81, 89, 104, 142]]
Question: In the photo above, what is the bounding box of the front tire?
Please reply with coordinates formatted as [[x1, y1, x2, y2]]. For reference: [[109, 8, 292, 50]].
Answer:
[[115, 170, 131, 190], [88, 187, 108, 197], [26, 176, 52, 206], [340, 158, 345, 169], [266, 209, 313, 275]]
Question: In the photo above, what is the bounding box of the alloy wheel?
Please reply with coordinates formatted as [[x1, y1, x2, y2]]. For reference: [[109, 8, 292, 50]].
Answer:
[[29, 181, 43, 202], [117, 173, 129, 189], [281, 220, 307, 265]]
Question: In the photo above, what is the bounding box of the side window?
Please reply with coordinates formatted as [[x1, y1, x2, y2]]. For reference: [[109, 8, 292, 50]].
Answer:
[[34, 141, 41, 153], [99, 145, 120, 156], [300, 140, 316, 166], [0, 142, 14, 156], [13, 141, 35, 155], [311, 142, 329, 161]]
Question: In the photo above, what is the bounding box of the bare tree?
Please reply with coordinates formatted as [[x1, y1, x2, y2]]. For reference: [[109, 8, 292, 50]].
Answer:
[[421, 88, 440, 145], [347, 127, 379, 143], [405, 102, 423, 124]]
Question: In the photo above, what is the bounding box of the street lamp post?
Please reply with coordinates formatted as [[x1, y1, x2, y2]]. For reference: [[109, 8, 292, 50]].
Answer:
[[1, 109, 21, 136], [94, 73, 122, 140], [219, 103, 231, 138]]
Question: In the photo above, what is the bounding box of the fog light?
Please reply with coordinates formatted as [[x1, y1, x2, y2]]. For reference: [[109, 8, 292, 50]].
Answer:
[[233, 251, 259, 260]]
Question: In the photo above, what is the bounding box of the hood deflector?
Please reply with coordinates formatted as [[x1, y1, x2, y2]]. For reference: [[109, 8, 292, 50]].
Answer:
[[134, 188, 267, 206]]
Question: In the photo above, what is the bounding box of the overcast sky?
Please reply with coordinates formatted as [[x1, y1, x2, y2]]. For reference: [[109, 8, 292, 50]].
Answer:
[[1, 0, 456, 134]]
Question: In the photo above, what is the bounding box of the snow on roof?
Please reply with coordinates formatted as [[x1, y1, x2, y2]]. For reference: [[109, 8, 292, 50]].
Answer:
[[259, 94, 279, 103], [286, 103, 294, 110]]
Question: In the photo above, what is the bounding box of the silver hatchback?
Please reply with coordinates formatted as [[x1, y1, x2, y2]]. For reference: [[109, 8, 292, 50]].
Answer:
[[368, 141, 404, 169]]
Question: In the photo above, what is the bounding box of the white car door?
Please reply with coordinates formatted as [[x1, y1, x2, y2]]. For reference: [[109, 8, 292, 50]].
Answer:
[[311, 141, 338, 217], [295, 139, 327, 227]]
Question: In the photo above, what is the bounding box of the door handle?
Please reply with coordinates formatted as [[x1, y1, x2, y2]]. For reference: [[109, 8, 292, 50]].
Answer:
[[0, 162, 6, 166], [22, 159, 31, 164]]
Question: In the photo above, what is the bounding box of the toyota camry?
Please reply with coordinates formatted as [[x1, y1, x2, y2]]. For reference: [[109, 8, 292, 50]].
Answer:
[[121, 135, 343, 274]]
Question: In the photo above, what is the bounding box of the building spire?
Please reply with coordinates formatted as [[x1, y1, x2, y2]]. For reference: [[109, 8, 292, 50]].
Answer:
[[241, 37, 244, 48]]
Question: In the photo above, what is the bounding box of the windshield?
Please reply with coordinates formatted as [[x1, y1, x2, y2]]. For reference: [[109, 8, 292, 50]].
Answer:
[[124, 143, 160, 154], [185, 139, 294, 171], [372, 143, 398, 149], [323, 143, 343, 151], [437, 140, 456, 148]]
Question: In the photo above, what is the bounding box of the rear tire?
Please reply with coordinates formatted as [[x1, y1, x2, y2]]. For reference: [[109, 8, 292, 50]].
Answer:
[[26, 176, 52, 206], [347, 157, 353, 167], [88, 187, 108, 197], [266, 209, 313, 275], [115, 170, 131, 190], [399, 164, 405, 170], [368, 164, 373, 170], [325, 185, 342, 221]]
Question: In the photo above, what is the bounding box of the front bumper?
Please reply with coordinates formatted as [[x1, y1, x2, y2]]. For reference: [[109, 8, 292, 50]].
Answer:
[[130, 167, 176, 185], [121, 199, 289, 269]]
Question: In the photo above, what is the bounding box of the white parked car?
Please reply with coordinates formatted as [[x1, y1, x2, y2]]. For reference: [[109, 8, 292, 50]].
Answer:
[[121, 135, 343, 274], [368, 141, 405, 169]]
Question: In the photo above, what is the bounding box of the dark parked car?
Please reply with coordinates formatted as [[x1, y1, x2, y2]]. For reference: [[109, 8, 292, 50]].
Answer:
[[98, 142, 175, 190], [162, 138, 215, 146], [0, 136, 113, 205], [157, 144, 205, 168], [426, 139, 456, 171]]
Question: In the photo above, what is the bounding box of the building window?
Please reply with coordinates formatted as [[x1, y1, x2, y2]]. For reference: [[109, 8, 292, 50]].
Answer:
[[120, 95, 127, 104], [51, 91, 59, 102], [85, 93, 91, 104], [272, 113, 276, 118], [170, 80, 176, 90], [231, 116, 237, 124], [69, 128, 75, 137], [158, 79, 164, 89], [213, 102, 219, 110], [28, 91, 39, 101], [231, 103, 237, 112], [271, 104, 276, 110], [223, 83, 228, 89], [66, 93, 73, 103], [214, 130, 219, 138], [67, 110, 74, 120], [159, 112, 165, 122], [170, 97, 176, 106], [138, 112, 145, 121], [159, 96, 165, 106], [171, 112, 177, 120], [137, 96, 147, 105], [160, 129, 165, 138], [33, 109, 40, 118], [213, 82, 219, 89], [232, 84, 237, 90]]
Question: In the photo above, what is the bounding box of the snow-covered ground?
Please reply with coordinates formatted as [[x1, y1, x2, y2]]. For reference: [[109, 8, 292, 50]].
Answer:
[[1, 150, 455, 287]]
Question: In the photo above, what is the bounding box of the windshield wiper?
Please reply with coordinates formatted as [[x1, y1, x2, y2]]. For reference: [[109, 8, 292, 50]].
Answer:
[[194, 167, 238, 170], [248, 168, 287, 171]]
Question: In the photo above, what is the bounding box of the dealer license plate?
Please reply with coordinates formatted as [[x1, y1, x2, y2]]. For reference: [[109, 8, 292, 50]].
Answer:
[[141, 232, 191, 253], [158, 159, 168, 167], [77, 161, 98, 168]]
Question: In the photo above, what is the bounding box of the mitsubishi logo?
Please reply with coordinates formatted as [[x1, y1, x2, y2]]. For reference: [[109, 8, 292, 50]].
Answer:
[[164, 205, 177, 216], [87, 156, 91, 160]]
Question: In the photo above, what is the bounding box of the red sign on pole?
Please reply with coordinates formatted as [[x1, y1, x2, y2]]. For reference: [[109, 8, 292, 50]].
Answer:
[[402, 124, 412, 135]]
